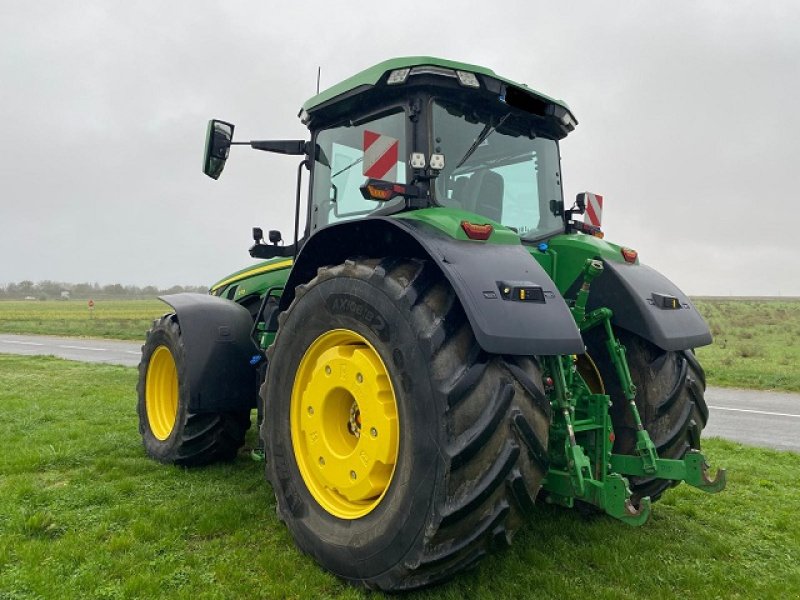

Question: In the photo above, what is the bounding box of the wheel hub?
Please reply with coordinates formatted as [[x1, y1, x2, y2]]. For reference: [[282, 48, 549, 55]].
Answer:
[[291, 329, 399, 519]]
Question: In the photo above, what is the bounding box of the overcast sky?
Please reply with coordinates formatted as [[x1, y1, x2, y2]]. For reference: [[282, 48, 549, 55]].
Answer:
[[1, 1, 797, 295]]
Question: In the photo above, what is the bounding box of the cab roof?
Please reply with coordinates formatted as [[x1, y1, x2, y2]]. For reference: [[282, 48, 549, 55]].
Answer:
[[300, 56, 576, 133]]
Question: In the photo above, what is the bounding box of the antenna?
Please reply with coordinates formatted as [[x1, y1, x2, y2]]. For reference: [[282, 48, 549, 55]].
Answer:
[[316, 66, 321, 94]]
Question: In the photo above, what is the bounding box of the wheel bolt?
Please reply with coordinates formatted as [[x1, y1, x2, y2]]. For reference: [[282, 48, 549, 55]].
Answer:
[[350, 470, 357, 480], [356, 373, 363, 383], [370, 427, 378, 437], [307, 406, 314, 415], [325, 365, 331, 375], [319, 457, 325, 466]]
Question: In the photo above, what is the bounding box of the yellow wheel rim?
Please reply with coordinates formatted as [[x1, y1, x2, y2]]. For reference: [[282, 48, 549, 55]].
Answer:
[[576, 353, 605, 395], [291, 329, 399, 519], [145, 345, 179, 440]]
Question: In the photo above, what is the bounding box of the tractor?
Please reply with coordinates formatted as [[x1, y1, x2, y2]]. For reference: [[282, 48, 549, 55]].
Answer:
[[137, 57, 725, 591]]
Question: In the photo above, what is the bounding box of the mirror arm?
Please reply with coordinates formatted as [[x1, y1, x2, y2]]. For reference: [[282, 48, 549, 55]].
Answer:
[[248, 140, 310, 156]]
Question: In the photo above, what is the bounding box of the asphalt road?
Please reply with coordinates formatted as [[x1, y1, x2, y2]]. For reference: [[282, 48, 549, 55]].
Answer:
[[0, 333, 142, 367], [1, 333, 798, 452]]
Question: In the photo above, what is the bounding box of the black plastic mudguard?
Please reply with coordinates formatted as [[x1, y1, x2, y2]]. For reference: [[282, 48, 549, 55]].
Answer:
[[159, 293, 259, 412], [282, 218, 584, 356], [400, 220, 584, 355], [578, 260, 712, 351]]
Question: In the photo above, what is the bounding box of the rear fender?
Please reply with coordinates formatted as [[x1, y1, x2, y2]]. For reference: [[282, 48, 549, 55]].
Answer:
[[158, 293, 259, 412], [281, 218, 584, 356], [574, 260, 712, 351]]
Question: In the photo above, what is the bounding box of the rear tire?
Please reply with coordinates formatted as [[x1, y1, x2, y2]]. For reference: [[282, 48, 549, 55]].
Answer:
[[585, 328, 708, 504], [137, 314, 251, 466], [263, 258, 550, 591]]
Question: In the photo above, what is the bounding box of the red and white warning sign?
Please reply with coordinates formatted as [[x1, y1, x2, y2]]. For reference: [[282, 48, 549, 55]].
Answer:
[[363, 130, 399, 182], [584, 193, 603, 227]]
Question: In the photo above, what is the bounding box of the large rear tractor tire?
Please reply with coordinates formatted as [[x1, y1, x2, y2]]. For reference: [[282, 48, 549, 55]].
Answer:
[[585, 328, 708, 504], [262, 258, 550, 591], [137, 314, 251, 466]]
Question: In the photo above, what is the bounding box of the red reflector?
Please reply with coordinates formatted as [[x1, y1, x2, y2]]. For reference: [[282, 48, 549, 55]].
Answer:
[[460, 221, 493, 240], [621, 247, 638, 263], [609, 432, 616, 443]]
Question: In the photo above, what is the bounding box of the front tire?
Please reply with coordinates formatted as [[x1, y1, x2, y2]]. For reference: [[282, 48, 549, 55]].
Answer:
[[137, 314, 251, 466], [263, 258, 550, 591]]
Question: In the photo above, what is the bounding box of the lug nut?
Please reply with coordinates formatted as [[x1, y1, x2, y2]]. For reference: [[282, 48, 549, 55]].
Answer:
[[356, 373, 363, 383], [325, 365, 331, 375], [307, 406, 314, 415], [319, 457, 325, 466], [370, 427, 378, 437], [350, 470, 357, 480]]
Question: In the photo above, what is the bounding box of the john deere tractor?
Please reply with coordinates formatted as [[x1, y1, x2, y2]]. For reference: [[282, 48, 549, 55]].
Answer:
[[137, 57, 725, 591]]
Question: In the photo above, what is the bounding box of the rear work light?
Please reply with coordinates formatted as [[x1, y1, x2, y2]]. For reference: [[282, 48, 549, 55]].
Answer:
[[387, 68, 410, 85], [386, 66, 480, 89], [460, 221, 493, 241], [455, 70, 480, 88]]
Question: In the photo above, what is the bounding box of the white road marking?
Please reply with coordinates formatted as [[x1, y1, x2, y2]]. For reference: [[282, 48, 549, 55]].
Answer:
[[57, 345, 109, 352], [124, 351, 140, 355], [1, 340, 44, 346], [708, 405, 800, 419]]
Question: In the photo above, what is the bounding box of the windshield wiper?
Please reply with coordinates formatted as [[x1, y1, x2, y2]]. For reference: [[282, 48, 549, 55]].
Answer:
[[331, 156, 363, 179], [453, 114, 510, 170]]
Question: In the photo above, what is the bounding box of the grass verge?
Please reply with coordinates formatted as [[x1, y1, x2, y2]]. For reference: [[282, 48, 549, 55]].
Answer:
[[0, 299, 165, 341], [694, 298, 800, 392], [0, 355, 798, 599]]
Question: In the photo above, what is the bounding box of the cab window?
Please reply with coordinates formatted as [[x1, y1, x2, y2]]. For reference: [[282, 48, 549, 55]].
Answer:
[[311, 110, 408, 230]]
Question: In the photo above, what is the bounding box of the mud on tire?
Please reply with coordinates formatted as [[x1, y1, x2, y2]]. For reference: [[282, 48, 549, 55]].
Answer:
[[262, 258, 551, 591], [137, 314, 251, 467]]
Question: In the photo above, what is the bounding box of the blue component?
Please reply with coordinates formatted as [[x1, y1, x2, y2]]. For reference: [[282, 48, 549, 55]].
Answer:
[[538, 242, 549, 252], [250, 355, 263, 366]]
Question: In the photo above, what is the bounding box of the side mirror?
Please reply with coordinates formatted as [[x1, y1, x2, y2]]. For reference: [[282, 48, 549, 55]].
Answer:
[[203, 119, 235, 180], [574, 193, 586, 214]]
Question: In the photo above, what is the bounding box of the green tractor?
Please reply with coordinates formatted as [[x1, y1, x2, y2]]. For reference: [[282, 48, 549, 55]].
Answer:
[[137, 57, 725, 591]]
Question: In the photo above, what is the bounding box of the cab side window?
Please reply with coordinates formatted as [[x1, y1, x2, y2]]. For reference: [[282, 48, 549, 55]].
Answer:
[[311, 111, 407, 229]]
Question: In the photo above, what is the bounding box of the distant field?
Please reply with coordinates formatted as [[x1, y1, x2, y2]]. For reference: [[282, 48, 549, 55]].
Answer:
[[0, 355, 798, 599], [0, 297, 798, 392], [693, 298, 800, 392], [0, 299, 165, 340]]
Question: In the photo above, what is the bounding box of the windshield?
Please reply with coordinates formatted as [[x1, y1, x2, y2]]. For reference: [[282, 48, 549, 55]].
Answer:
[[432, 100, 564, 241]]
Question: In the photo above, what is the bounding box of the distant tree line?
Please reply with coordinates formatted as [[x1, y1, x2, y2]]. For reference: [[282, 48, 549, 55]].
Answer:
[[0, 280, 208, 300]]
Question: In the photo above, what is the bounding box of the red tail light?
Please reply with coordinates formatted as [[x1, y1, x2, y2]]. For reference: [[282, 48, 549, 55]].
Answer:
[[460, 221, 493, 241], [621, 247, 638, 263]]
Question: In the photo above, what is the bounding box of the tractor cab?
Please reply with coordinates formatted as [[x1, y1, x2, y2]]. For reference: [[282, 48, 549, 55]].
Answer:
[[301, 57, 577, 243]]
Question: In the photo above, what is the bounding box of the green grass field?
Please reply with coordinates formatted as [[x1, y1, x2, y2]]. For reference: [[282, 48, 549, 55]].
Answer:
[[1, 297, 798, 392], [0, 299, 165, 341], [1, 355, 798, 599], [693, 298, 800, 392]]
